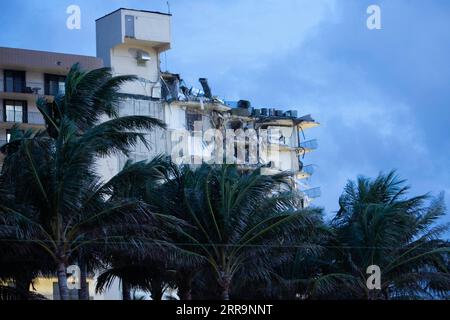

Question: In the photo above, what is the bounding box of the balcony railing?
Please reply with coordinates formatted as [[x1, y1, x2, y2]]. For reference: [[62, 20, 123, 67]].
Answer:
[[299, 139, 318, 150], [1, 81, 46, 94], [301, 165, 315, 176], [1, 111, 45, 125], [303, 187, 321, 199]]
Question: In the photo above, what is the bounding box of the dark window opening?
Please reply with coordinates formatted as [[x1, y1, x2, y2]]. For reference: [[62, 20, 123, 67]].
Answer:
[[186, 112, 202, 131], [44, 74, 66, 96], [4, 70, 26, 93]]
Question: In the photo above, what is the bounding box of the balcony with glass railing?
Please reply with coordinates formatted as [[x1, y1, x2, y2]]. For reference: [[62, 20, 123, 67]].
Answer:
[[296, 164, 315, 179], [303, 187, 321, 199], [299, 139, 318, 153]]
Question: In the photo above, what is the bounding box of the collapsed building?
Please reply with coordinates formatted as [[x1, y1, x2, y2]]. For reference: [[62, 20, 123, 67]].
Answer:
[[0, 7, 320, 299], [0, 8, 320, 208], [159, 73, 320, 207]]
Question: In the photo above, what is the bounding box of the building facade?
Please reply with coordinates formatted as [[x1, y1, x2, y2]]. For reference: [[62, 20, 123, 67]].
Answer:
[[0, 47, 103, 164], [0, 7, 319, 299], [95, 8, 320, 206]]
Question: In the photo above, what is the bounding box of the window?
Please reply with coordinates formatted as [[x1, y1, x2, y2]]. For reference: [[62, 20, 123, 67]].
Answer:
[[186, 112, 202, 131], [125, 15, 135, 38], [4, 70, 25, 93], [44, 74, 66, 96], [3, 100, 27, 123]]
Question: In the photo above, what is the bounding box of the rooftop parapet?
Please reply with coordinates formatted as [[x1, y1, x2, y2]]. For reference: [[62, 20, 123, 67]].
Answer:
[[0, 47, 103, 73]]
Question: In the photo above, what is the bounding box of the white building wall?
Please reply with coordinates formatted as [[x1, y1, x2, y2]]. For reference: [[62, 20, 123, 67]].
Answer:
[[96, 10, 122, 68], [110, 44, 161, 98]]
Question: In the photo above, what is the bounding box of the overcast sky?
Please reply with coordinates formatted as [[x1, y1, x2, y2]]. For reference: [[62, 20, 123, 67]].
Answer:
[[1, 0, 449, 227]]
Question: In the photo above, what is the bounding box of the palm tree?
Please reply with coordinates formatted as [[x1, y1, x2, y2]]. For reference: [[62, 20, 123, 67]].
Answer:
[[313, 171, 450, 299], [95, 156, 197, 300], [0, 227, 52, 300], [0, 65, 167, 300], [149, 164, 325, 300]]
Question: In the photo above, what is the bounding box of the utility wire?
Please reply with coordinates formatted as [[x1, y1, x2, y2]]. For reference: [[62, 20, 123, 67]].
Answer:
[[0, 239, 446, 250]]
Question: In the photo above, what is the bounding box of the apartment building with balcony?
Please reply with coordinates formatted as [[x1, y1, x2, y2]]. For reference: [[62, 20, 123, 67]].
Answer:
[[0, 8, 319, 207], [0, 7, 320, 299], [0, 47, 104, 299], [0, 47, 103, 147], [96, 8, 320, 206]]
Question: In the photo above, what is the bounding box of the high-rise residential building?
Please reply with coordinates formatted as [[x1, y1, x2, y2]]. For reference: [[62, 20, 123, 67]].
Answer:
[[0, 47, 102, 165], [0, 7, 319, 299], [95, 8, 320, 207]]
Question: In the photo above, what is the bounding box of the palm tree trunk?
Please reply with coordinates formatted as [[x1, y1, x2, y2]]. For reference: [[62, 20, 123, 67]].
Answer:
[[122, 280, 131, 300], [15, 274, 32, 300], [178, 285, 192, 300], [78, 258, 89, 300], [151, 278, 164, 300], [177, 271, 193, 300], [57, 261, 69, 300], [219, 274, 231, 300]]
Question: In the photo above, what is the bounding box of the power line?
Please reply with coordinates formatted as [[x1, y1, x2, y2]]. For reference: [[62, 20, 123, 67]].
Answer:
[[0, 239, 447, 250]]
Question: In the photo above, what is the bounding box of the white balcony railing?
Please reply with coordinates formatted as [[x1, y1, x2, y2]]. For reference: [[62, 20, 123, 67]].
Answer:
[[301, 165, 315, 176], [303, 187, 321, 199], [300, 139, 318, 150]]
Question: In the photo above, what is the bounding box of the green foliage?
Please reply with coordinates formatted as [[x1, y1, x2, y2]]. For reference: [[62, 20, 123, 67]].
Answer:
[[311, 171, 450, 299], [0, 64, 448, 301]]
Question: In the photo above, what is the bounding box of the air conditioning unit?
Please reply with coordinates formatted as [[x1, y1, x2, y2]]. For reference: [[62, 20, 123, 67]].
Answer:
[[136, 50, 151, 63], [253, 109, 261, 116], [284, 110, 298, 118]]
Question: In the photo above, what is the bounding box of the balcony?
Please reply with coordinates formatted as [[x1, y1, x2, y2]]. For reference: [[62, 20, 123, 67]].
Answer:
[[296, 114, 320, 130], [299, 139, 318, 153], [303, 187, 321, 199], [0, 81, 54, 102], [0, 111, 46, 128], [296, 164, 315, 179]]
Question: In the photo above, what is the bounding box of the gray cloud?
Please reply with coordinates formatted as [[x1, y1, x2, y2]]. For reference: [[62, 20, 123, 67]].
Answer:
[[0, 0, 448, 229]]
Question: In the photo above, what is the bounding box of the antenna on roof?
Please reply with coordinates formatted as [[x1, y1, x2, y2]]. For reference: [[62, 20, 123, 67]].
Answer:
[[166, 1, 171, 14]]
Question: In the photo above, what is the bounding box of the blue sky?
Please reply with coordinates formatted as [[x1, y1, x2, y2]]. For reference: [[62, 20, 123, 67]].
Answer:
[[1, 0, 449, 226]]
